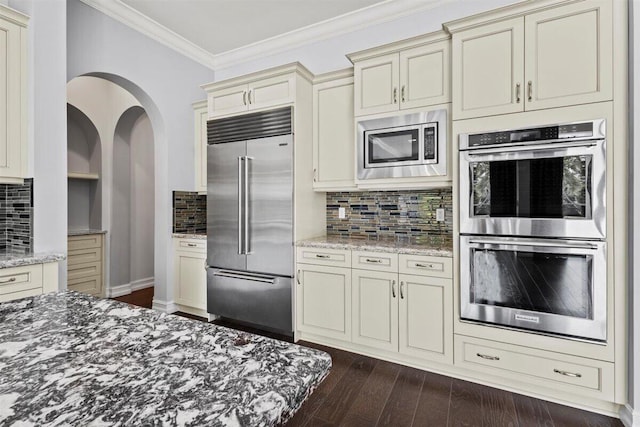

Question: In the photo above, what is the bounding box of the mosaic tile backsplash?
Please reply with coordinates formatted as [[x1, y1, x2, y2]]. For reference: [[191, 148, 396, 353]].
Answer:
[[326, 189, 453, 248], [0, 178, 34, 254], [173, 191, 206, 234]]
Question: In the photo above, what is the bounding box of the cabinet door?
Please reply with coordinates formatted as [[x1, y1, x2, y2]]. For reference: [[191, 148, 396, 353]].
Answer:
[[0, 16, 24, 180], [193, 101, 208, 193], [175, 250, 207, 310], [352, 269, 398, 351], [399, 41, 450, 110], [248, 75, 295, 111], [452, 17, 525, 120], [354, 53, 399, 116], [524, 0, 612, 111], [296, 264, 351, 341], [399, 274, 452, 364], [313, 77, 356, 191], [208, 84, 248, 118]]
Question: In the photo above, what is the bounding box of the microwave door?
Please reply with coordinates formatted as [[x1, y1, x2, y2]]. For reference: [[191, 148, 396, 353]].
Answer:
[[365, 125, 421, 168]]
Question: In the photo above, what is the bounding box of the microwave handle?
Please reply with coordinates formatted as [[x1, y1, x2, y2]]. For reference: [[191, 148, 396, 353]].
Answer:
[[464, 140, 599, 156], [468, 238, 598, 250]]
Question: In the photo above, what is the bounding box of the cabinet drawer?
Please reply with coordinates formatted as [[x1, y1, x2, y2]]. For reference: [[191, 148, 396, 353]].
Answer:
[[68, 261, 101, 281], [68, 247, 102, 266], [68, 276, 102, 296], [352, 251, 398, 273], [0, 265, 43, 296], [455, 335, 614, 399], [68, 234, 102, 251], [296, 247, 351, 267], [399, 254, 452, 278], [175, 239, 206, 252]]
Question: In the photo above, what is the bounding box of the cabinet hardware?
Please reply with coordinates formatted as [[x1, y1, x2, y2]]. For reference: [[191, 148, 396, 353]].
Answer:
[[476, 353, 500, 361], [553, 369, 582, 378], [400, 281, 404, 299], [365, 258, 382, 263], [401, 86, 406, 102], [248, 89, 253, 104], [393, 88, 398, 104], [527, 81, 533, 101], [0, 277, 17, 284], [297, 270, 301, 285], [313, 168, 317, 182], [315, 254, 330, 259], [415, 262, 435, 269], [391, 280, 396, 298], [204, 260, 208, 271], [516, 83, 521, 103], [242, 90, 247, 106], [186, 243, 197, 247]]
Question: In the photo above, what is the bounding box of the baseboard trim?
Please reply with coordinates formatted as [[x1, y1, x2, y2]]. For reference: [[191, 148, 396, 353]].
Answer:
[[621, 404, 640, 427], [152, 299, 177, 314], [107, 277, 154, 298]]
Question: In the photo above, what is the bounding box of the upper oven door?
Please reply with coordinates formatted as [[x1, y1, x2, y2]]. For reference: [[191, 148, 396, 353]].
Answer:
[[460, 140, 606, 239], [364, 124, 422, 168]]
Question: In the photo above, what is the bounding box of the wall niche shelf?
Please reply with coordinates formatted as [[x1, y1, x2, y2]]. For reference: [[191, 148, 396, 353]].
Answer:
[[68, 172, 99, 180]]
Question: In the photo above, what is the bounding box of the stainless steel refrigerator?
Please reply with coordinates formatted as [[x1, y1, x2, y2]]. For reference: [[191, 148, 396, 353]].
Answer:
[[206, 107, 294, 335]]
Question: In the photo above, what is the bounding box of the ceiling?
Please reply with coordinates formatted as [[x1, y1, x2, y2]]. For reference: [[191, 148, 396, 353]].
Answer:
[[120, 0, 389, 55]]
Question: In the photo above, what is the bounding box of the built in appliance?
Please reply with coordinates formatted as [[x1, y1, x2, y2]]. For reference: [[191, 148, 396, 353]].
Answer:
[[357, 109, 447, 180], [459, 119, 607, 342], [206, 107, 294, 336]]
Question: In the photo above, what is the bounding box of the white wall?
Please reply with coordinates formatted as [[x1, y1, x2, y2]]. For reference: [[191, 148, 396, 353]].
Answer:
[[9, 0, 68, 285], [66, 0, 214, 306]]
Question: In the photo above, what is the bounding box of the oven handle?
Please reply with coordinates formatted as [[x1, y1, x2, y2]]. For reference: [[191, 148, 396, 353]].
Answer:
[[468, 239, 598, 250], [463, 140, 600, 156]]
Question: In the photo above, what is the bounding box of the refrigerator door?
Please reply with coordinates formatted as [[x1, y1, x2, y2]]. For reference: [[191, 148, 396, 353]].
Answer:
[[246, 134, 294, 276], [207, 140, 246, 270], [207, 268, 293, 334]]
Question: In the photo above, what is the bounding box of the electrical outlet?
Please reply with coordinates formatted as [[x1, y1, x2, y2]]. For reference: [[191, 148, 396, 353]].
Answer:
[[436, 208, 445, 222], [338, 207, 346, 219]]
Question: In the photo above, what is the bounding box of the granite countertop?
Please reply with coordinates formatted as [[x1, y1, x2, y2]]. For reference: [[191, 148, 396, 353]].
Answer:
[[0, 292, 331, 426], [172, 233, 207, 240], [0, 252, 66, 269], [68, 229, 108, 236], [297, 235, 453, 257]]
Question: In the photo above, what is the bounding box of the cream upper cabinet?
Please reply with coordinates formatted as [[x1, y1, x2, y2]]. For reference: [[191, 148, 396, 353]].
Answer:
[[352, 269, 398, 352], [449, 0, 612, 120], [204, 65, 311, 119], [452, 18, 525, 119], [193, 100, 207, 194], [296, 262, 352, 341], [0, 6, 27, 183], [312, 70, 356, 191], [349, 31, 451, 117]]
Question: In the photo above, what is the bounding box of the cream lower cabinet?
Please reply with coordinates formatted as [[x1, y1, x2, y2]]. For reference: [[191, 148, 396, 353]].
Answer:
[[68, 233, 104, 297], [352, 269, 398, 351], [0, 262, 58, 303], [173, 237, 210, 318]]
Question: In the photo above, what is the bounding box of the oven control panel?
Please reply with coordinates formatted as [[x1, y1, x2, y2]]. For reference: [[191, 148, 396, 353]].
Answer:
[[466, 122, 596, 148]]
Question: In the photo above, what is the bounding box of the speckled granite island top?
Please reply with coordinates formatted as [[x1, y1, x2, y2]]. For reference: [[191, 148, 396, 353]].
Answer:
[[172, 233, 207, 240], [0, 252, 65, 269], [0, 292, 331, 426], [297, 236, 453, 257]]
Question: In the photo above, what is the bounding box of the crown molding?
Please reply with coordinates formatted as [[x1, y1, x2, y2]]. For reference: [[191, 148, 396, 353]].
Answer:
[[78, 0, 217, 69], [0, 3, 29, 27], [78, 0, 454, 72]]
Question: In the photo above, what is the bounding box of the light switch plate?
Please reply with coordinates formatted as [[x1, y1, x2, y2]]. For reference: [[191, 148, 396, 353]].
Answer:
[[436, 208, 445, 221], [338, 207, 346, 219]]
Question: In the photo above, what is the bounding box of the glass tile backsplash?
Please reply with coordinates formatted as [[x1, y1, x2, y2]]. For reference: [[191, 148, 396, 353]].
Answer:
[[173, 191, 206, 234], [326, 188, 453, 247], [0, 178, 33, 254]]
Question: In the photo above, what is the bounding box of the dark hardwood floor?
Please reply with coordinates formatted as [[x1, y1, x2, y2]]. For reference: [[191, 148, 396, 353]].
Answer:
[[112, 288, 623, 427]]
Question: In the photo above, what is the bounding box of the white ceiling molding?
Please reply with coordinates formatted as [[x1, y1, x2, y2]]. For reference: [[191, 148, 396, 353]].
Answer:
[[78, 0, 218, 69], [78, 0, 452, 71]]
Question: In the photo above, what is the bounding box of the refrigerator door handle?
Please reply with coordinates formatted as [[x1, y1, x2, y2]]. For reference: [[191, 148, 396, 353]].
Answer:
[[213, 270, 276, 284], [244, 156, 252, 254], [237, 156, 244, 255]]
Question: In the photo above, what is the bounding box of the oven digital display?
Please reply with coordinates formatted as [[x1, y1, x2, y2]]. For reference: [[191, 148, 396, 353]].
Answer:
[[467, 122, 594, 147]]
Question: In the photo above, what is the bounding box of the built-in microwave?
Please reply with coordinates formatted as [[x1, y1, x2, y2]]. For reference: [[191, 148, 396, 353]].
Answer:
[[357, 109, 447, 180]]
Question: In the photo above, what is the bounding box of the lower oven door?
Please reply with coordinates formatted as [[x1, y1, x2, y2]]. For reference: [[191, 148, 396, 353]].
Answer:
[[460, 235, 606, 342]]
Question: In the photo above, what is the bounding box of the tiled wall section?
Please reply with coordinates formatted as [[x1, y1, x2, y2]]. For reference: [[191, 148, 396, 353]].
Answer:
[[0, 179, 33, 254], [326, 189, 453, 247], [173, 191, 206, 234]]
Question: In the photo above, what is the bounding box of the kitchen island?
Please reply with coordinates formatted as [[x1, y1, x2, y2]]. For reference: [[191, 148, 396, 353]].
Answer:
[[0, 292, 331, 426]]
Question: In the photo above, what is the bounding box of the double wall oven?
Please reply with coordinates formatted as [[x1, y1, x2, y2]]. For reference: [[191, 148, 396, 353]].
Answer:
[[459, 120, 607, 342]]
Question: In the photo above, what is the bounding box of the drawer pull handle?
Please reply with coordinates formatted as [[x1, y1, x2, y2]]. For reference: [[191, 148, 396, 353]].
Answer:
[[415, 263, 435, 269], [315, 254, 330, 259], [0, 277, 17, 284], [400, 281, 404, 299], [365, 258, 382, 263], [554, 369, 582, 378], [186, 243, 197, 247], [297, 270, 301, 285], [391, 280, 396, 298], [476, 353, 500, 361]]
